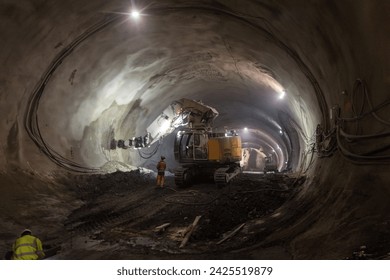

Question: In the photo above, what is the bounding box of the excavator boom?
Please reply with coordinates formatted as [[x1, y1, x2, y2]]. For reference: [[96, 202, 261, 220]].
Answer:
[[114, 98, 218, 149], [112, 98, 242, 187]]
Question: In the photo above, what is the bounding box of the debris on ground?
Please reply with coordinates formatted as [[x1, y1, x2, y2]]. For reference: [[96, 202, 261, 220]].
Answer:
[[56, 171, 305, 258], [180, 215, 202, 248]]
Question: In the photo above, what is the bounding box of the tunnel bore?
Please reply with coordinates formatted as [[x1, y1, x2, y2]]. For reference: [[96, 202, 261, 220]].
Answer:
[[1, 0, 389, 259]]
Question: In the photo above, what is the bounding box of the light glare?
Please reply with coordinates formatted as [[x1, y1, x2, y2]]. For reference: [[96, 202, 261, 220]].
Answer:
[[131, 10, 140, 19], [279, 89, 286, 99]]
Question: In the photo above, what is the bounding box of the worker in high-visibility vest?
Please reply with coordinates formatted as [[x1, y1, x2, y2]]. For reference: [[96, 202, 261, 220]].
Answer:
[[156, 156, 167, 188], [12, 229, 45, 260]]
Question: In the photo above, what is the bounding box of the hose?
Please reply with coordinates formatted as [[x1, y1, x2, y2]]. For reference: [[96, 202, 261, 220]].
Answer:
[[336, 126, 390, 164], [356, 79, 390, 126], [138, 141, 160, 159], [338, 80, 390, 124], [326, 79, 390, 164], [339, 127, 390, 140]]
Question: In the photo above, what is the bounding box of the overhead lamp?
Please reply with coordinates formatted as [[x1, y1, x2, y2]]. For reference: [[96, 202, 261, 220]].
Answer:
[[244, 127, 248, 131], [130, 10, 140, 19], [279, 89, 286, 99]]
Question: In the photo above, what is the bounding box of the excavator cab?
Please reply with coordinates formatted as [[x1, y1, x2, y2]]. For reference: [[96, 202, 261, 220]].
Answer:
[[174, 131, 209, 162], [174, 130, 242, 187]]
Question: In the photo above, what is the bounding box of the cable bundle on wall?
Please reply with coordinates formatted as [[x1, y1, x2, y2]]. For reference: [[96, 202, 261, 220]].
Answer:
[[315, 125, 338, 158], [336, 79, 390, 164], [23, 13, 122, 173]]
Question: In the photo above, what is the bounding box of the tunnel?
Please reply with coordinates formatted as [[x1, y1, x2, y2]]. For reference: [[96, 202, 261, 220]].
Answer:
[[1, 0, 389, 260]]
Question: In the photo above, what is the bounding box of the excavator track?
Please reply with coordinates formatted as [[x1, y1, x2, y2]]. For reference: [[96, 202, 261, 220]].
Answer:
[[214, 167, 229, 188], [176, 164, 241, 188], [174, 167, 191, 187], [214, 165, 241, 188]]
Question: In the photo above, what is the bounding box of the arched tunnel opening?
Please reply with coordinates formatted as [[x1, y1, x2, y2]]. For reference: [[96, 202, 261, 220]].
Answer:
[[1, 0, 389, 260]]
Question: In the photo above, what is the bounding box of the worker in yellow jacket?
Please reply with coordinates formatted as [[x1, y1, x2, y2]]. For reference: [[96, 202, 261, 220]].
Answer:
[[156, 156, 167, 188], [12, 229, 45, 260]]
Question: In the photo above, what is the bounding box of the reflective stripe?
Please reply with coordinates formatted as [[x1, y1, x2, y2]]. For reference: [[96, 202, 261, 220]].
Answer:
[[14, 251, 38, 257], [14, 241, 37, 250]]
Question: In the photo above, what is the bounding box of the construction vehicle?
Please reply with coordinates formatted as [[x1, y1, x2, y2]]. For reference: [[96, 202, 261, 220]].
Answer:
[[263, 155, 278, 174], [113, 98, 242, 187]]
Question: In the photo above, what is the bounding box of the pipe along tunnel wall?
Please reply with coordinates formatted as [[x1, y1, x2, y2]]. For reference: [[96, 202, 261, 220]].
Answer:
[[0, 0, 389, 259]]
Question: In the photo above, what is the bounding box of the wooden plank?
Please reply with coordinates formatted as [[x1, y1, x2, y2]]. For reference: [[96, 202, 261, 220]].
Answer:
[[179, 215, 202, 248], [154, 223, 171, 233], [217, 223, 245, 245]]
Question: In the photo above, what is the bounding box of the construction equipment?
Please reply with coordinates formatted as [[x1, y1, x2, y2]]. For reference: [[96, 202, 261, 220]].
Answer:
[[114, 98, 242, 187], [263, 155, 278, 174]]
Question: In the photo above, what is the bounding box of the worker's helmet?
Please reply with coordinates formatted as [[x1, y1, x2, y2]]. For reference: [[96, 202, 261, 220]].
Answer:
[[21, 229, 32, 236], [161, 156, 166, 160]]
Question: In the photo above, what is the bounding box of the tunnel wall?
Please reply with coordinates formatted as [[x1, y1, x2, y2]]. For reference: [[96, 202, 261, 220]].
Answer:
[[0, 0, 389, 258], [264, 0, 390, 257], [2, 0, 388, 174]]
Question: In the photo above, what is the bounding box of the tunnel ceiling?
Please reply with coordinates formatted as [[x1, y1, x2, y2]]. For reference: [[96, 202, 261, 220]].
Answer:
[[1, 0, 390, 260], [39, 7, 294, 140], [10, 0, 388, 173], [15, 0, 329, 172]]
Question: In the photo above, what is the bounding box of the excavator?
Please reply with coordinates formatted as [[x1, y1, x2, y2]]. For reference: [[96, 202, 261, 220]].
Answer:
[[113, 98, 242, 187]]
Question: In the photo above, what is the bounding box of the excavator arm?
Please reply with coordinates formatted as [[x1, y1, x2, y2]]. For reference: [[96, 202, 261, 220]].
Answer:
[[113, 98, 219, 149]]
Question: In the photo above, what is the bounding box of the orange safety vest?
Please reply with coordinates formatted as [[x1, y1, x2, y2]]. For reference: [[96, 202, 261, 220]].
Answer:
[[12, 235, 45, 260], [156, 160, 166, 175]]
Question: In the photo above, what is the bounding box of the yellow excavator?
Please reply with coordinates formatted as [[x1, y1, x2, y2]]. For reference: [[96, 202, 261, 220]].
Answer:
[[114, 98, 242, 187]]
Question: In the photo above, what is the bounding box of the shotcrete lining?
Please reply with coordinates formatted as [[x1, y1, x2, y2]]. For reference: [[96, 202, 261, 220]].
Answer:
[[31, 6, 318, 171], [3, 0, 389, 259]]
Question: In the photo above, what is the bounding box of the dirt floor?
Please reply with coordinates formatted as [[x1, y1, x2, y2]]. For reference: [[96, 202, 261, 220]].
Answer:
[[34, 170, 303, 259], [3, 168, 388, 260]]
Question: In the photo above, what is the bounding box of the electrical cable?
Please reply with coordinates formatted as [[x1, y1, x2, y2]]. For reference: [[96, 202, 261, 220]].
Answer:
[[27, 6, 390, 172], [312, 79, 390, 164], [357, 79, 390, 126], [352, 79, 366, 118], [23, 13, 121, 173], [336, 126, 390, 163], [299, 146, 312, 173], [25, 4, 328, 173], [338, 81, 390, 123], [339, 127, 390, 140], [338, 98, 390, 122], [360, 144, 390, 156]]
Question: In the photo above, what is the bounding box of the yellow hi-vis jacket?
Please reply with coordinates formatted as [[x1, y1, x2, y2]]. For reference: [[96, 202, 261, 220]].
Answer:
[[12, 235, 45, 260]]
